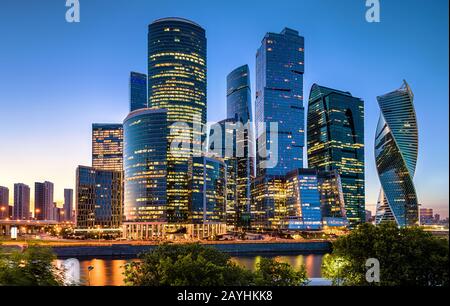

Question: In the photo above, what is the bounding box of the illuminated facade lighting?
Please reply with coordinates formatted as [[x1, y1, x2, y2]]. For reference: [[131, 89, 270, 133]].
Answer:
[[307, 84, 365, 228], [92, 123, 123, 172], [76, 166, 123, 229], [123, 108, 168, 223], [254, 27, 305, 229], [375, 80, 419, 227], [188, 155, 226, 225], [148, 18, 207, 223]]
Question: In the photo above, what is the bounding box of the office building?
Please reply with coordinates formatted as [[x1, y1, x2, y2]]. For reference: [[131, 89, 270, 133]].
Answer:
[[92, 123, 123, 172], [285, 169, 322, 230], [226, 65, 254, 227], [148, 17, 207, 223], [13, 183, 30, 220], [130, 71, 148, 112], [123, 108, 168, 223], [254, 27, 305, 229], [307, 84, 365, 228], [188, 155, 226, 225], [317, 170, 349, 228], [76, 166, 123, 230], [375, 81, 419, 227], [420, 208, 433, 225]]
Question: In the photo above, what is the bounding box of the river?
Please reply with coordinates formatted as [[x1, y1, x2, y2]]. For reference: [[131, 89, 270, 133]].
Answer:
[[57, 254, 324, 286]]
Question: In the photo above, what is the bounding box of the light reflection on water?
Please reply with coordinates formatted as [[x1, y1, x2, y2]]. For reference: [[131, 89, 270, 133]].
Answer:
[[59, 254, 323, 286]]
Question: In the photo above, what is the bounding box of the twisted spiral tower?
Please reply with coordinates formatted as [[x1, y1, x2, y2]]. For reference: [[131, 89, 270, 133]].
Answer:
[[375, 80, 419, 227]]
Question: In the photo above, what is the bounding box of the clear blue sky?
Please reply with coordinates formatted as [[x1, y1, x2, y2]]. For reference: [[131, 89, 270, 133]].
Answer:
[[0, 0, 448, 217]]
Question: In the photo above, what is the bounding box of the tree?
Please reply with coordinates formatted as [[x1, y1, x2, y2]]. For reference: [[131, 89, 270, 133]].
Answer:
[[253, 257, 309, 286], [322, 223, 449, 286], [123, 243, 254, 286], [123, 243, 310, 286], [0, 246, 65, 286]]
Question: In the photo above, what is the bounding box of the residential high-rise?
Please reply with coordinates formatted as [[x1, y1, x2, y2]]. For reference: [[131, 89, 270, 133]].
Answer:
[[188, 156, 226, 225], [123, 108, 168, 223], [64, 188, 74, 222], [34, 181, 54, 220], [130, 71, 148, 112], [254, 27, 305, 229], [375, 81, 419, 227], [92, 123, 123, 172], [285, 169, 322, 230], [0, 186, 9, 219], [13, 183, 30, 220], [148, 17, 207, 223], [226, 65, 254, 227], [76, 166, 123, 229], [307, 84, 365, 228]]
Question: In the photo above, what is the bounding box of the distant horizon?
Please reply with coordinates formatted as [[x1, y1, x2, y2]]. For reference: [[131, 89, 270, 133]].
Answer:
[[0, 0, 448, 218]]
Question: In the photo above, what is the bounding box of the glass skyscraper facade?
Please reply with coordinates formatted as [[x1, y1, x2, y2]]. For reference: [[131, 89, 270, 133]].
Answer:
[[317, 170, 349, 228], [226, 65, 254, 228], [189, 156, 226, 224], [92, 123, 123, 172], [307, 84, 365, 228], [255, 27, 305, 177], [285, 169, 322, 230], [129, 71, 148, 112], [76, 166, 123, 229], [254, 27, 305, 229], [148, 17, 207, 223], [123, 108, 168, 223], [13, 183, 30, 220], [375, 81, 419, 227]]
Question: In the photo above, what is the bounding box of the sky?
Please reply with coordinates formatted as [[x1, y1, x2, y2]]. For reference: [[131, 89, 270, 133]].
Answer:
[[0, 0, 448, 217]]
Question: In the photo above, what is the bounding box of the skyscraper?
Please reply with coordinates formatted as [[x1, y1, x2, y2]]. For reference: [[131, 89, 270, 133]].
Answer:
[[317, 170, 349, 228], [307, 84, 365, 228], [76, 166, 123, 229], [123, 108, 168, 223], [34, 181, 54, 220], [255, 27, 305, 177], [189, 155, 226, 225], [13, 183, 30, 220], [253, 27, 305, 229], [0, 186, 9, 219], [130, 71, 148, 112], [148, 17, 207, 223], [209, 118, 238, 227], [375, 80, 419, 227], [64, 188, 73, 222], [285, 169, 322, 230], [92, 123, 123, 172], [226, 65, 254, 227]]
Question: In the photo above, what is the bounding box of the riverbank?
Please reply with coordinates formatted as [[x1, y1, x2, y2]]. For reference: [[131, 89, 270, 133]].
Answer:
[[51, 240, 331, 257]]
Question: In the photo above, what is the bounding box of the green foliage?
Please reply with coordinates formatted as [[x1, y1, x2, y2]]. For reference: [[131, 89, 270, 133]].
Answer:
[[0, 246, 64, 286], [123, 243, 309, 286], [253, 257, 309, 286], [322, 223, 449, 286]]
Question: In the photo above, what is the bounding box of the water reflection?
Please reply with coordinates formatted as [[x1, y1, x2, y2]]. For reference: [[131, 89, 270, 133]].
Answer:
[[62, 254, 323, 286]]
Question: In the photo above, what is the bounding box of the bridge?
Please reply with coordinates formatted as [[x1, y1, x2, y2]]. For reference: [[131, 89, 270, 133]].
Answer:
[[0, 219, 70, 236]]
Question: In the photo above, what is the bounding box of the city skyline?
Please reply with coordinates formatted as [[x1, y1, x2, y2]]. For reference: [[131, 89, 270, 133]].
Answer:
[[0, 0, 448, 217]]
